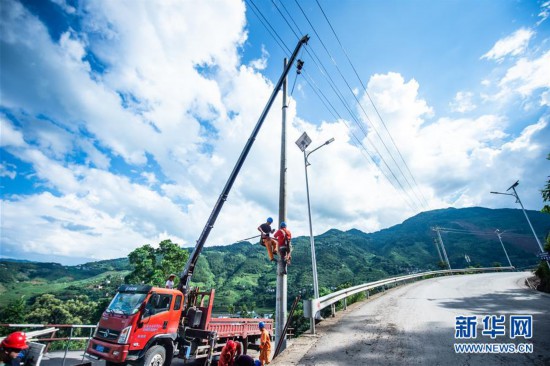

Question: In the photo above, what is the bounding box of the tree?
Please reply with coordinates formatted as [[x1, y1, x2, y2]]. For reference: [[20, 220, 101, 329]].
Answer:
[[125, 244, 159, 285], [542, 154, 550, 214], [239, 304, 249, 318], [535, 154, 550, 293], [125, 239, 189, 287], [26, 294, 98, 325], [0, 298, 26, 335], [227, 304, 235, 316]]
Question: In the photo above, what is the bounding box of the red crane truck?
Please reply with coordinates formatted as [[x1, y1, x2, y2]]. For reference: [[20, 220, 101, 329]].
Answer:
[[85, 35, 309, 366]]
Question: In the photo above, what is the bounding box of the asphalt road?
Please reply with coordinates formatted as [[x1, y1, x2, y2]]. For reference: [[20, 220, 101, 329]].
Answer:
[[273, 271, 550, 366]]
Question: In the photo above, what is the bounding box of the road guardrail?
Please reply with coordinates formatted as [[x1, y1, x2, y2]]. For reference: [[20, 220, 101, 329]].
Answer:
[[303, 266, 514, 333]]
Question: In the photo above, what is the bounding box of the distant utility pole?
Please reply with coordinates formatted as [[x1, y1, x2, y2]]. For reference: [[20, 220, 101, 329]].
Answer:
[[495, 229, 513, 268], [275, 58, 288, 352], [491, 181, 549, 270], [433, 237, 443, 263], [432, 227, 452, 270]]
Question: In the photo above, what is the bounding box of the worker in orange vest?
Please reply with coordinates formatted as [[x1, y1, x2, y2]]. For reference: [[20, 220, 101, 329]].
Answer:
[[274, 222, 292, 274], [258, 217, 278, 262], [258, 322, 271, 365]]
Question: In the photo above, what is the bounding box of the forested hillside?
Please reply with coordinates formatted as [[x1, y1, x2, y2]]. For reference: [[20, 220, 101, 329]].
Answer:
[[1, 207, 548, 321]]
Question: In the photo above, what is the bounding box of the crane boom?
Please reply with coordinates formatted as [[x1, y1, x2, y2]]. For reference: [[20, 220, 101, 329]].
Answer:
[[178, 35, 310, 294]]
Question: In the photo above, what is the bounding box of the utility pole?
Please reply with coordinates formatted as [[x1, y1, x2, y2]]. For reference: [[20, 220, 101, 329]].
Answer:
[[433, 227, 452, 270], [433, 237, 443, 263], [275, 58, 288, 352], [495, 229, 513, 268], [491, 181, 550, 270]]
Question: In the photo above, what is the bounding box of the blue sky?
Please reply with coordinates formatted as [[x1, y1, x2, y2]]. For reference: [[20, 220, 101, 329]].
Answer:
[[1, 0, 549, 265]]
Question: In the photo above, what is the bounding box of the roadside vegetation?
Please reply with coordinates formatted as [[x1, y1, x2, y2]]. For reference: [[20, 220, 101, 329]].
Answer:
[[534, 153, 550, 293]]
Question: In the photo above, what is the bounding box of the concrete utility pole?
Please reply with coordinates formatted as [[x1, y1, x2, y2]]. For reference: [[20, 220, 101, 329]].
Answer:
[[495, 229, 513, 268], [433, 227, 452, 270], [433, 237, 443, 263], [275, 58, 288, 352], [491, 181, 550, 270]]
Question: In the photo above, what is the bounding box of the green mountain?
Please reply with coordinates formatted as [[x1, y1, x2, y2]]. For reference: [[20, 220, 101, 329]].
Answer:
[[1, 207, 548, 311], [191, 207, 550, 311]]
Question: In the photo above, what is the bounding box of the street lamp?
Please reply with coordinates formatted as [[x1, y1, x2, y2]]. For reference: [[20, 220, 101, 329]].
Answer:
[[491, 181, 549, 269], [296, 132, 335, 301], [495, 229, 513, 268]]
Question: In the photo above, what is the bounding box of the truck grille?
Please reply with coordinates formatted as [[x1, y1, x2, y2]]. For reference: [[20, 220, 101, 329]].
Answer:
[[96, 327, 120, 341]]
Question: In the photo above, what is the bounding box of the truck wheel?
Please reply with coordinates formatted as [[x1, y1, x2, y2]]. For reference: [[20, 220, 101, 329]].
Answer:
[[141, 345, 166, 366]]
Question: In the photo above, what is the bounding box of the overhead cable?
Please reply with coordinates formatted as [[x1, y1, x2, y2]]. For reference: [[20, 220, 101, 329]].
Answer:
[[294, 0, 428, 210], [315, 0, 430, 208]]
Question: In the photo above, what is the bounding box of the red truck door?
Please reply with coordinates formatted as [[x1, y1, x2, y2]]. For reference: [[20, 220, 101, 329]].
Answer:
[[130, 291, 182, 351]]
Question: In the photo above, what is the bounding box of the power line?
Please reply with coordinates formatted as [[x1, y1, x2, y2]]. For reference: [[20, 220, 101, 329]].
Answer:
[[301, 70, 420, 211], [294, 0, 428, 210], [315, 0, 430, 208], [270, 4, 420, 211], [271, 0, 301, 40], [246, 0, 291, 54], [437, 227, 536, 238], [245, 0, 424, 212]]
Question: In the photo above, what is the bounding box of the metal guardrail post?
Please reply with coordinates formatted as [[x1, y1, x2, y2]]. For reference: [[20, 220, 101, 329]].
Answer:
[[62, 327, 73, 366], [81, 326, 94, 363]]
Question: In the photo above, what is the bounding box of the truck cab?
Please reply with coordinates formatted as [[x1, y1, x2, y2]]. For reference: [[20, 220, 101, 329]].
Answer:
[[87, 285, 272, 366], [87, 285, 183, 364]]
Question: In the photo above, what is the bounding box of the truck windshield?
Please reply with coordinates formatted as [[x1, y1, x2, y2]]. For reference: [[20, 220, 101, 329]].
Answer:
[[107, 292, 147, 315]]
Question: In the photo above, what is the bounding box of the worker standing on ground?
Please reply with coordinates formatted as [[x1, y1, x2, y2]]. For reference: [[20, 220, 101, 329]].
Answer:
[[258, 217, 278, 262], [258, 322, 271, 366], [0, 331, 29, 366], [218, 339, 242, 366], [165, 274, 176, 289], [274, 222, 292, 274]]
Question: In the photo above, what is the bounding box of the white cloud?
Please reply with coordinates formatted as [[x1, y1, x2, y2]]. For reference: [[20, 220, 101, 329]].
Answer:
[[481, 28, 534, 62], [51, 0, 76, 14], [0, 163, 17, 179], [0, 116, 26, 147], [537, 1, 550, 26], [249, 45, 269, 70], [502, 118, 548, 152], [482, 48, 550, 107], [1, 0, 549, 264], [499, 50, 550, 98], [449, 91, 477, 113], [141, 172, 157, 186]]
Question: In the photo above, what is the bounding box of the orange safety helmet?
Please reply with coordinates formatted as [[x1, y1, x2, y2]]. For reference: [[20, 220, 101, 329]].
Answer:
[[1, 331, 29, 350]]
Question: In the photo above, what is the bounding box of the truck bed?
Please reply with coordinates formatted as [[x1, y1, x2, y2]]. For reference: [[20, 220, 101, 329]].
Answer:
[[206, 318, 273, 338]]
